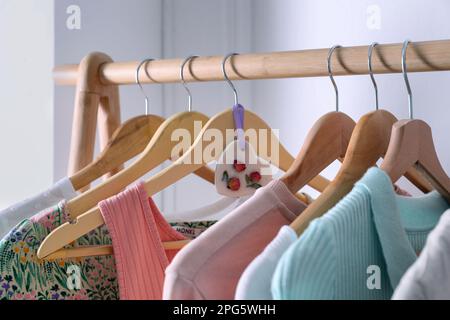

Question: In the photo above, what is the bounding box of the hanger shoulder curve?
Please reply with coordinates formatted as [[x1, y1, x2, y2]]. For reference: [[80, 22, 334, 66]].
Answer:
[[281, 111, 356, 193], [37, 205, 104, 259], [248, 111, 330, 192], [70, 114, 165, 190], [66, 111, 213, 219], [381, 119, 450, 202]]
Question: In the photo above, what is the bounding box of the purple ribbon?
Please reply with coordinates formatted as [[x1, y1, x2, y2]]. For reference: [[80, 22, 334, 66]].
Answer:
[[233, 104, 245, 150]]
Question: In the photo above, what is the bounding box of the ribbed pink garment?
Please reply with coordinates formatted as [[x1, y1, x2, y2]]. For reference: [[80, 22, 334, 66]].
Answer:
[[99, 181, 186, 300]]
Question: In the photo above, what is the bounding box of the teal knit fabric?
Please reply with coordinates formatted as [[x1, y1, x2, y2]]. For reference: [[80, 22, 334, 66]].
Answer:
[[272, 167, 449, 300]]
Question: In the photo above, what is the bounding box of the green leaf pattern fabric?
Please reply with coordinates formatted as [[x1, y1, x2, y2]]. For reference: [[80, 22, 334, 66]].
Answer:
[[0, 202, 118, 300], [0, 202, 217, 300]]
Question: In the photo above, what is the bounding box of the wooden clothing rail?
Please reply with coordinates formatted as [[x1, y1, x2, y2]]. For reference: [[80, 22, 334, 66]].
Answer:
[[54, 39, 450, 86]]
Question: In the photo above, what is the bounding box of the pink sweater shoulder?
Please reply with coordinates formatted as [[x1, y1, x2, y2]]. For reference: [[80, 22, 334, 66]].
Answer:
[[99, 181, 185, 300]]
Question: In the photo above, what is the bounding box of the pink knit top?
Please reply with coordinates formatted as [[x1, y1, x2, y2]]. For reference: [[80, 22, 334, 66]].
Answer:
[[99, 181, 186, 300]]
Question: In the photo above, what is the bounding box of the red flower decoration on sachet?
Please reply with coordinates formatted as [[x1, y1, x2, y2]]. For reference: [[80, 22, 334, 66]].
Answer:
[[233, 160, 247, 172], [227, 177, 241, 191], [249, 171, 262, 183]]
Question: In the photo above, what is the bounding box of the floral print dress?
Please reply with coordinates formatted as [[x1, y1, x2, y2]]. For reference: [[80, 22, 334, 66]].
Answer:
[[0, 202, 118, 300], [0, 201, 216, 300]]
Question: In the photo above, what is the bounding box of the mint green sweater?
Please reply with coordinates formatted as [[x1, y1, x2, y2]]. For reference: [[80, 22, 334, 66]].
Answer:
[[272, 168, 449, 300]]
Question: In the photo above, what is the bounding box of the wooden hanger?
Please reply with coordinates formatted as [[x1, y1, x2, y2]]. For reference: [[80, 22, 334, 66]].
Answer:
[[281, 111, 355, 193], [65, 58, 218, 220], [70, 111, 216, 190], [70, 115, 163, 190], [37, 54, 330, 260], [289, 42, 434, 236], [67, 110, 219, 217], [381, 119, 450, 202], [381, 40, 450, 202], [282, 45, 356, 193], [65, 54, 207, 193]]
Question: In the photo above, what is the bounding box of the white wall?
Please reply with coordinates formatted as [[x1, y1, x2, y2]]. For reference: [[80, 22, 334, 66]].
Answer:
[[251, 0, 450, 196], [0, 0, 54, 209]]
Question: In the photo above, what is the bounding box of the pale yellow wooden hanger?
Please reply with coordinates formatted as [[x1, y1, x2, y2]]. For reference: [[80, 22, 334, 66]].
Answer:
[[381, 40, 450, 202], [65, 58, 216, 221], [37, 54, 330, 260], [282, 45, 356, 193], [289, 43, 434, 236], [68, 57, 213, 191], [70, 113, 216, 192], [69, 114, 164, 190]]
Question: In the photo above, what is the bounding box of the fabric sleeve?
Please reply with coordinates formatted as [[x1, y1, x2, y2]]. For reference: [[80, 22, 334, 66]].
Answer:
[[235, 254, 267, 300], [163, 272, 205, 300], [393, 212, 450, 300], [271, 218, 336, 300], [0, 178, 78, 239], [391, 269, 427, 300]]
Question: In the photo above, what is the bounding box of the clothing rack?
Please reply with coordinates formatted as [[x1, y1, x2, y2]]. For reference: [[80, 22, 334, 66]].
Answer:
[[54, 39, 450, 86]]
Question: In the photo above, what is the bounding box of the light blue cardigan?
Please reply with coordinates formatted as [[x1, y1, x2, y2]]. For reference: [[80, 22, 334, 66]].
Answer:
[[272, 167, 449, 300]]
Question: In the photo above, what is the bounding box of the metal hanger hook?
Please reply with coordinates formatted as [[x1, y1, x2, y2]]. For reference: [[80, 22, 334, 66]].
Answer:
[[222, 53, 239, 106], [327, 45, 342, 112], [135, 58, 154, 115], [402, 39, 413, 119], [368, 42, 379, 110], [180, 55, 198, 112]]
